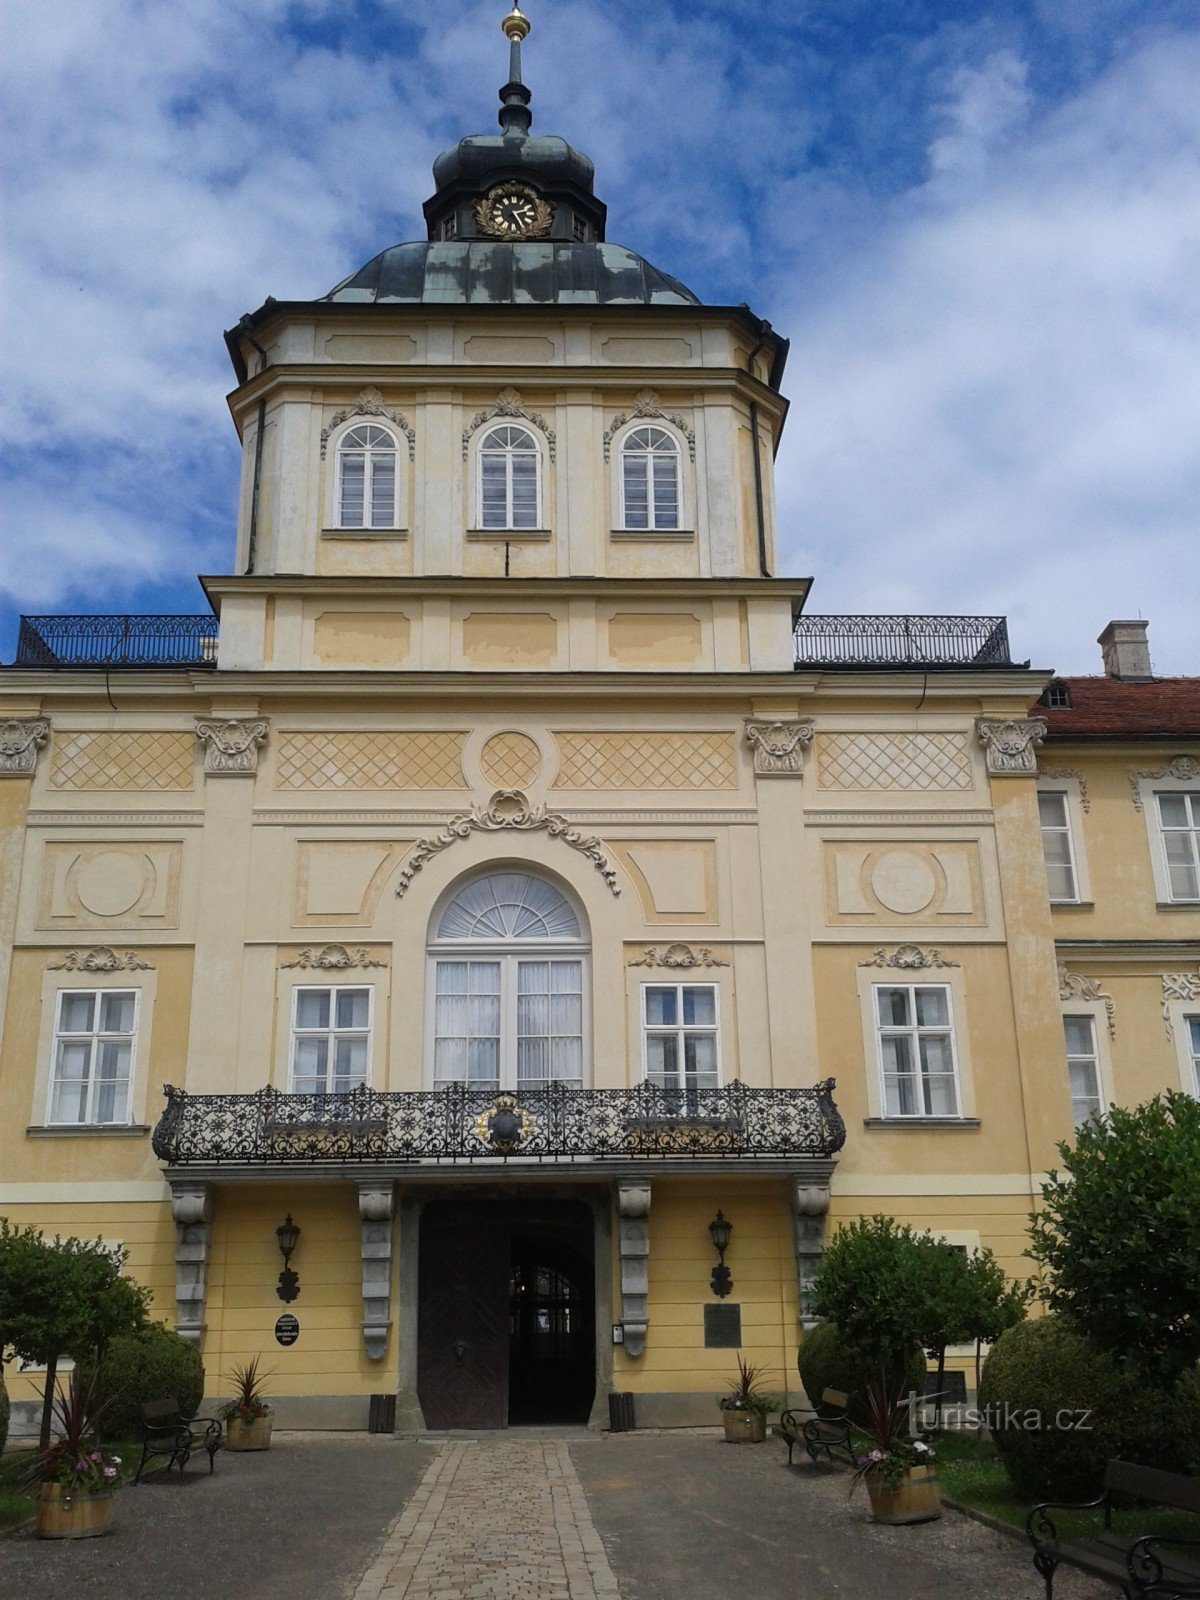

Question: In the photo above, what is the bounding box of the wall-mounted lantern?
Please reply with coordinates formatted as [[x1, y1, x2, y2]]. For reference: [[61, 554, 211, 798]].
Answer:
[[708, 1209, 733, 1298], [276, 1213, 301, 1303]]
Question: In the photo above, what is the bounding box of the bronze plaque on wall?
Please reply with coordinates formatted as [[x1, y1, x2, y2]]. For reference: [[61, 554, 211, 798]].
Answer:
[[703, 1303, 742, 1348]]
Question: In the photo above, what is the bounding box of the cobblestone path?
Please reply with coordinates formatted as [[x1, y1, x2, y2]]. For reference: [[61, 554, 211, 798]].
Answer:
[[353, 1441, 622, 1600]]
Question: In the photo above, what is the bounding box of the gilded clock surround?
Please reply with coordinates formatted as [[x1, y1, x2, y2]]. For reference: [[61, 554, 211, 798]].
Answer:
[[474, 183, 554, 239]]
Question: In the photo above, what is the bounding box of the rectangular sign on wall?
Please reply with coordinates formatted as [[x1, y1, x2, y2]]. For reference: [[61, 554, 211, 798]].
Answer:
[[703, 1303, 742, 1348]]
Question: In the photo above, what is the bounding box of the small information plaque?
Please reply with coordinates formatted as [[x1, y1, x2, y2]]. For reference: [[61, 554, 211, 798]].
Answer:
[[703, 1302, 742, 1349], [275, 1313, 300, 1347]]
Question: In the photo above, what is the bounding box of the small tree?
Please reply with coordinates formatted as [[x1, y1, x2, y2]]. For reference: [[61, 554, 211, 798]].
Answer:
[[809, 1215, 934, 1379], [0, 1222, 151, 1447], [1027, 1090, 1200, 1385]]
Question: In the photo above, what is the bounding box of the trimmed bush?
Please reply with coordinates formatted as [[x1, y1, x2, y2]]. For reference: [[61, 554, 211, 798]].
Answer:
[[87, 1325, 204, 1439], [0, 1368, 9, 1456], [798, 1321, 926, 1421], [980, 1315, 1199, 1501]]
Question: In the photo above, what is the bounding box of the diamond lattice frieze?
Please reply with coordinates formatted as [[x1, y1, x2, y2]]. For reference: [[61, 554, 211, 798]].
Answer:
[[276, 732, 468, 790], [480, 732, 543, 790], [49, 732, 195, 791], [816, 733, 973, 792], [552, 733, 737, 790]]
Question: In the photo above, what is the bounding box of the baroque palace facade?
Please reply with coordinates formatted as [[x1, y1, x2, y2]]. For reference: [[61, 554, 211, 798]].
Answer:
[[2, 9, 1197, 1433]]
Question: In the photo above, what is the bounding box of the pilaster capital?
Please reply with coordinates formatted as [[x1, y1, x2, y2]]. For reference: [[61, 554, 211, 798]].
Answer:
[[744, 718, 814, 777], [195, 716, 270, 776], [0, 715, 49, 777], [976, 716, 1046, 777]]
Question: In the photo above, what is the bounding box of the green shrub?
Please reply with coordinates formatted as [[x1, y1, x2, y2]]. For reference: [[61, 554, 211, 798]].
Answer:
[[0, 1369, 9, 1456], [798, 1322, 926, 1421], [979, 1316, 1199, 1501], [86, 1325, 204, 1439]]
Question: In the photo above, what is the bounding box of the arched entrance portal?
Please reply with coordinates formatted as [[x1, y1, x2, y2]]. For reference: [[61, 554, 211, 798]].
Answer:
[[417, 1198, 596, 1430]]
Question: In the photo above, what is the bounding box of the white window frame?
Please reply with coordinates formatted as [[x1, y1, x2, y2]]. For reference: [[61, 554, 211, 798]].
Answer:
[[1037, 786, 1081, 904], [639, 981, 722, 1092], [1164, 996, 1200, 1097], [619, 425, 683, 532], [1186, 1015, 1200, 1098], [425, 872, 590, 1090], [870, 981, 962, 1120], [288, 984, 374, 1095], [1062, 1013, 1105, 1129], [325, 419, 405, 534], [609, 418, 692, 539], [1135, 770, 1200, 905], [1153, 789, 1200, 905], [855, 965, 977, 1123], [474, 422, 544, 532], [44, 988, 141, 1128], [1057, 996, 1114, 1128]]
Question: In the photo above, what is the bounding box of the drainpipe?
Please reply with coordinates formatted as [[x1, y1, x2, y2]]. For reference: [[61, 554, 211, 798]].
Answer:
[[239, 316, 270, 576], [746, 321, 773, 578]]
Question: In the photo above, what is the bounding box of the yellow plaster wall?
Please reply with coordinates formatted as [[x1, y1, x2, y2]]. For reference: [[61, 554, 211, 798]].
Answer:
[[203, 1184, 392, 1399], [614, 1178, 800, 1404]]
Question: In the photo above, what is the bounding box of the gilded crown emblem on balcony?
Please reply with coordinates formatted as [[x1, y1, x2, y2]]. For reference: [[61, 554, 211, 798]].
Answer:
[[473, 1093, 537, 1155]]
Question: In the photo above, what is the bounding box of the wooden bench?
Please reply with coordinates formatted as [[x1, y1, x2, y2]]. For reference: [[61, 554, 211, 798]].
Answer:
[[134, 1398, 222, 1484], [1028, 1460, 1200, 1599], [774, 1386, 855, 1468]]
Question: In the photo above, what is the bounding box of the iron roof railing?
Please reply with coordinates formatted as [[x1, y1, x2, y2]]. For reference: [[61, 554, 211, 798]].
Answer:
[[794, 614, 1012, 669], [13, 614, 219, 668], [151, 1080, 846, 1167]]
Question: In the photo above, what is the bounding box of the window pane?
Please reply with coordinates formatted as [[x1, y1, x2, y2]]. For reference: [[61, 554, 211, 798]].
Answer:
[[644, 987, 677, 1027], [623, 454, 649, 528], [682, 986, 715, 1027], [1038, 792, 1068, 827], [510, 452, 538, 528], [339, 454, 365, 525], [94, 1041, 130, 1123], [881, 1034, 914, 1078], [369, 455, 396, 528], [58, 993, 96, 1033], [335, 989, 370, 1030], [1068, 1059, 1101, 1126], [914, 988, 949, 1027], [295, 990, 330, 1030], [1188, 1017, 1200, 1094], [683, 1033, 717, 1083], [1159, 794, 1189, 826], [1063, 1016, 1095, 1055], [480, 453, 508, 527], [333, 1036, 367, 1089], [884, 1073, 918, 1117], [99, 992, 135, 1034], [1045, 860, 1076, 900], [651, 456, 679, 528], [877, 987, 911, 1027], [436, 962, 468, 994], [293, 1037, 328, 1088], [645, 1033, 678, 1084], [466, 1036, 499, 1084], [1163, 832, 1200, 900], [924, 1073, 958, 1116], [52, 1040, 91, 1122], [918, 1033, 952, 1077]]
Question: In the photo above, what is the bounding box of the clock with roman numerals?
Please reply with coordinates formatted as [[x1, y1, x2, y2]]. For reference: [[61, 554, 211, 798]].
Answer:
[[474, 183, 554, 239]]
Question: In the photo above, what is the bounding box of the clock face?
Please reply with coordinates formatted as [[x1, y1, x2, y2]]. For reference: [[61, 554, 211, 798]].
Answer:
[[475, 184, 552, 239]]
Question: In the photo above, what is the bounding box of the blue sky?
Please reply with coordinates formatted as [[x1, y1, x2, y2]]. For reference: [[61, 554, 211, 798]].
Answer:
[[2, 0, 1198, 673]]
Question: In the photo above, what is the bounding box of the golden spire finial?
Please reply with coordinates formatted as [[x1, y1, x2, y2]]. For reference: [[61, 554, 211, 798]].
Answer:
[[502, 4, 531, 43]]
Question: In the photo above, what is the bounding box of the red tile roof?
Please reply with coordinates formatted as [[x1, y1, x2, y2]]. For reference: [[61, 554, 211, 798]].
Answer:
[[1033, 676, 1200, 740]]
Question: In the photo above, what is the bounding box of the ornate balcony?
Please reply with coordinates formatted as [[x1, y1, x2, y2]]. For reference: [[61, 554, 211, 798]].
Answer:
[[13, 614, 218, 668], [794, 614, 1012, 669], [151, 1080, 846, 1170]]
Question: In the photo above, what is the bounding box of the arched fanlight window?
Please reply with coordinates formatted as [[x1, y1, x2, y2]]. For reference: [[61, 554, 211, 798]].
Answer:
[[620, 425, 680, 530], [337, 423, 398, 528], [429, 872, 587, 1090], [478, 424, 540, 530]]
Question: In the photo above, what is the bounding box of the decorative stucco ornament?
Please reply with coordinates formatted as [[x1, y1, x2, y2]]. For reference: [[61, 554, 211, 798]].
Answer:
[[1057, 965, 1117, 1039], [1162, 972, 1200, 1039], [860, 945, 958, 971], [0, 716, 49, 777], [396, 790, 619, 898], [976, 717, 1046, 776], [48, 947, 153, 972], [320, 388, 416, 460], [282, 945, 387, 971], [1129, 756, 1200, 812], [744, 719, 814, 777], [462, 388, 556, 460], [629, 944, 727, 969], [195, 718, 270, 776], [603, 390, 696, 463]]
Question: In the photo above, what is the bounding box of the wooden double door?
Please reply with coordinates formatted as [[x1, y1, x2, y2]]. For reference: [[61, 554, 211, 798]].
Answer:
[[416, 1199, 595, 1430]]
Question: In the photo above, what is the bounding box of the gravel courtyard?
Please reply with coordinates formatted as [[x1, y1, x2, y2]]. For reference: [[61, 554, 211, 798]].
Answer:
[[0, 1431, 1112, 1600]]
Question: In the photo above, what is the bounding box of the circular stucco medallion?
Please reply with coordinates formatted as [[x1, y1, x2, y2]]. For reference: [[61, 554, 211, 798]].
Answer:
[[74, 851, 148, 918], [480, 732, 542, 790], [869, 850, 938, 916]]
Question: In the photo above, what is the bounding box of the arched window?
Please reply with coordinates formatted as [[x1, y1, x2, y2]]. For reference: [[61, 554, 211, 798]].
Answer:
[[478, 424, 540, 530], [429, 871, 587, 1090], [337, 423, 398, 528], [620, 425, 680, 530]]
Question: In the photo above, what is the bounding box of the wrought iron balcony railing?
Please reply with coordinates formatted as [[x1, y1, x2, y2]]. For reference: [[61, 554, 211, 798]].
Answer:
[[151, 1080, 846, 1167], [13, 614, 219, 668], [793, 614, 1012, 669]]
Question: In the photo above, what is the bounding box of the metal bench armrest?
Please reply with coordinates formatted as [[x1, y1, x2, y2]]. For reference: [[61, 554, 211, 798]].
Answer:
[[1127, 1532, 1200, 1595], [1026, 1493, 1108, 1547]]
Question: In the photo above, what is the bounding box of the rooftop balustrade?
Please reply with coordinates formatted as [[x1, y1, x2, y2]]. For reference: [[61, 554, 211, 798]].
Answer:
[[13, 614, 218, 668], [793, 614, 1012, 669]]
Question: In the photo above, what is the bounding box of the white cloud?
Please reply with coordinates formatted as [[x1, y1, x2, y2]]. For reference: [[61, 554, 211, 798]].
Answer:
[[773, 31, 1200, 674]]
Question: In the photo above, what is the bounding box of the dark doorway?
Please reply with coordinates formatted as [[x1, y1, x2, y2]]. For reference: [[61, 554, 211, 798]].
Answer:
[[416, 1198, 595, 1430]]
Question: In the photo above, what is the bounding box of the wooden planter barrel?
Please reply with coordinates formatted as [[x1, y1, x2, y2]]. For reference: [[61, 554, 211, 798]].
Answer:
[[721, 1408, 767, 1444], [865, 1465, 942, 1525], [35, 1484, 115, 1540], [225, 1414, 273, 1451]]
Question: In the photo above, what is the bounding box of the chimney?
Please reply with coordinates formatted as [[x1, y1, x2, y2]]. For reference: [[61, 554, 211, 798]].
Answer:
[[1098, 620, 1153, 680]]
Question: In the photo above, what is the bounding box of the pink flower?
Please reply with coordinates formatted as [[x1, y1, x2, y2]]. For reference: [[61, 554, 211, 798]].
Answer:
[[90, 1451, 102, 1462], [869, 1449, 884, 1462], [103, 1467, 117, 1480]]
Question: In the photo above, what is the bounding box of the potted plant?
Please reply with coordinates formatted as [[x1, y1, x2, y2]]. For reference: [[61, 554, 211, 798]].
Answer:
[[219, 1356, 274, 1451], [849, 1376, 941, 1525], [718, 1354, 779, 1443], [23, 1371, 123, 1540]]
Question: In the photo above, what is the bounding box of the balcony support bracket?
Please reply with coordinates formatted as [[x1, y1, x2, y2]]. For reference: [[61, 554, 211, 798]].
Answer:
[[169, 1180, 214, 1347], [616, 1180, 651, 1358], [791, 1178, 831, 1331], [358, 1183, 395, 1362]]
